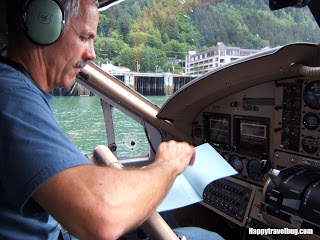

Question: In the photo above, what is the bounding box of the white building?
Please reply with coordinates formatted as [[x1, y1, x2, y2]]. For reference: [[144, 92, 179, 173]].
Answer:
[[185, 42, 262, 75], [101, 63, 131, 74]]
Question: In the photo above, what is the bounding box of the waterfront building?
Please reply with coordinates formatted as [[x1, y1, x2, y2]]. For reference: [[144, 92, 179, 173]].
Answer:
[[185, 42, 262, 75], [101, 63, 131, 74]]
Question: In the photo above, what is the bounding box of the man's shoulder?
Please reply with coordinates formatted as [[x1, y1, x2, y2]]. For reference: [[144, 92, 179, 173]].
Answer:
[[0, 63, 52, 106], [0, 63, 35, 91]]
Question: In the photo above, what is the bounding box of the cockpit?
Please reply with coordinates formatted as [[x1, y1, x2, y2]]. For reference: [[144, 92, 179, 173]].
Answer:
[[1, 0, 320, 239]]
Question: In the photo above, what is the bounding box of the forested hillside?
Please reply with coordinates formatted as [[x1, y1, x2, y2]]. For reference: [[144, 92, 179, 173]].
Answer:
[[94, 0, 320, 73]]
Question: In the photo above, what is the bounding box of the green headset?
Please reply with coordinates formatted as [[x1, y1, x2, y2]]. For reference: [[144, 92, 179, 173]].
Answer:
[[21, 0, 65, 45]]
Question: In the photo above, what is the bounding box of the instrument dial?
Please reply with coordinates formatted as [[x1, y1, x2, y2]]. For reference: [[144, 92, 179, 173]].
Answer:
[[301, 135, 319, 155], [247, 159, 264, 182], [303, 81, 320, 110], [303, 112, 320, 131], [228, 154, 243, 174]]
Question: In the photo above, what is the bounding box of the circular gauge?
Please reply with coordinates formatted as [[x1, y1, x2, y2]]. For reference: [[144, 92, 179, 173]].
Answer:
[[247, 159, 264, 182], [303, 112, 320, 131], [228, 154, 243, 174], [301, 135, 319, 155], [303, 81, 320, 110]]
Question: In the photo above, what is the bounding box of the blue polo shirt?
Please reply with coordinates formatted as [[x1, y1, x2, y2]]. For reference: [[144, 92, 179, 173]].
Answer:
[[0, 63, 91, 239]]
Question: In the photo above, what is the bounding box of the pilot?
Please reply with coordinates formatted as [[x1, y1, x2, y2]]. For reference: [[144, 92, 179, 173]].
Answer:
[[0, 0, 224, 239]]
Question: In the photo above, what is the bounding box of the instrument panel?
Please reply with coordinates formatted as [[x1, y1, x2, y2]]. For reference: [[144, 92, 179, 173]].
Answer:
[[195, 77, 320, 232], [158, 44, 320, 235], [198, 78, 320, 188]]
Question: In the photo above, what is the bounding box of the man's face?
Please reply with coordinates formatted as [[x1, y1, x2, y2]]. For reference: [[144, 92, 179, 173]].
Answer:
[[44, 0, 99, 91]]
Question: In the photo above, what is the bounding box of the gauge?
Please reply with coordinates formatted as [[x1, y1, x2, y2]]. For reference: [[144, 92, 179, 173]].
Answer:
[[301, 136, 319, 155], [303, 81, 320, 110], [228, 154, 243, 174], [247, 159, 264, 182], [303, 112, 320, 131]]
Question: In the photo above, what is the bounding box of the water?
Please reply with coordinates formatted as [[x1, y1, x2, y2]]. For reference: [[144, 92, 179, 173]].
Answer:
[[51, 95, 170, 157]]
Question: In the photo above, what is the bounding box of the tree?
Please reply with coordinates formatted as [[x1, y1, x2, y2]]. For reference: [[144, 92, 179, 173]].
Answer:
[[93, 36, 108, 65], [141, 47, 167, 72], [94, 37, 127, 61], [94, 36, 110, 65], [150, 28, 162, 40], [163, 40, 188, 59], [161, 17, 180, 40], [129, 1, 142, 19], [128, 31, 149, 47], [97, 14, 110, 37], [108, 39, 128, 59], [119, 47, 133, 69], [147, 34, 164, 49], [118, 14, 132, 40], [162, 33, 169, 44], [162, 62, 174, 73], [131, 45, 145, 71]]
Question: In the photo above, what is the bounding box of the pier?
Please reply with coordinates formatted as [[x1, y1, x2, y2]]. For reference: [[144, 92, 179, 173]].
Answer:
[[51, 72, 197, 96]]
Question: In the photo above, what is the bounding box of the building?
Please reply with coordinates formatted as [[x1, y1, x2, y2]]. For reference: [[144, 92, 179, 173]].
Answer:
[[185, 42, 262, 75], [101, 63, 131, 74]]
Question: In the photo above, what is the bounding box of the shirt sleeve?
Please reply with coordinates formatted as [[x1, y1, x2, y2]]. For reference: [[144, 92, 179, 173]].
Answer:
[[0, 74, 92, 215]]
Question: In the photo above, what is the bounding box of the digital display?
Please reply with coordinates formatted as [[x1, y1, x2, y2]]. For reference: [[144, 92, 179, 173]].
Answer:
[[203, 113, 231, 149], [211, 119, 229, 131], [210, 119, 229, 144], [233, 116, 269, 157], [240, 123, 266, 138]]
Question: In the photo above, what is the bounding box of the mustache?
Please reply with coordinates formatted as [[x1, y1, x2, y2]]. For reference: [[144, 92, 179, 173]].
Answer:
[[74, 60, 88, 68]]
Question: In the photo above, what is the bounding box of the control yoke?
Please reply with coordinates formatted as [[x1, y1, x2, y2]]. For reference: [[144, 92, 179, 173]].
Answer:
[[260, 160, 320, 234]]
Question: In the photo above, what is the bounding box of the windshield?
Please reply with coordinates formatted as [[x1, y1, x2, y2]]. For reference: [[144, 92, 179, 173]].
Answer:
[[94, 0, 320, 75], [51, 0, 320, 158]]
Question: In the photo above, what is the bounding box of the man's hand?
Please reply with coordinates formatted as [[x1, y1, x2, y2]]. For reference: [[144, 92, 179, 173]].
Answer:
[[155, 140, 196, 176]]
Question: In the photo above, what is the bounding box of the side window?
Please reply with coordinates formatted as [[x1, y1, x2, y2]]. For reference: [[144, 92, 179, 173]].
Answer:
[[51, 96, 107, 157], [99, 95, 169, 161], [110, 107, 149, 158], [51, 95, 168, 161]]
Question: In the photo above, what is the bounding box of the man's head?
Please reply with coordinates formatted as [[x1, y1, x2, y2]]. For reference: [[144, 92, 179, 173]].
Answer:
[[7, 0, 99, 92]]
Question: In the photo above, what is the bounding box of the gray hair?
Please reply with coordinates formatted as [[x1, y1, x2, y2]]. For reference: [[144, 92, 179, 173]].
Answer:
[[56, 0, 99, 26]]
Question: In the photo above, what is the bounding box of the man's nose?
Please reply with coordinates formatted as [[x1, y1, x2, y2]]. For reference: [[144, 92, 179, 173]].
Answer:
[[84, 41, 96, 61]]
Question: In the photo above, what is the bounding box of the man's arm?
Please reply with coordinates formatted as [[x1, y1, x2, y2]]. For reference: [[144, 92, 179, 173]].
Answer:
[[32, 140, 195, 240]]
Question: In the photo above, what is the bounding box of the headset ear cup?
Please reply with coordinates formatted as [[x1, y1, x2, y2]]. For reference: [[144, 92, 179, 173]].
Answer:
[[23, 0, 64, 45]]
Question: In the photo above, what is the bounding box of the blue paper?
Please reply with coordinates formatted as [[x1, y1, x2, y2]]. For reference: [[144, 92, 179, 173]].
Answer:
[[157, 143, 237, 212]]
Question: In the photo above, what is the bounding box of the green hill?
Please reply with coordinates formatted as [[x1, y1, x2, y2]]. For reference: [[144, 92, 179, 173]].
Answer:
[[94, 0, 320, 73]]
